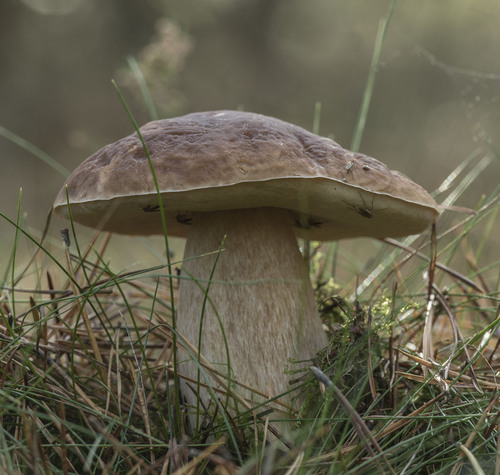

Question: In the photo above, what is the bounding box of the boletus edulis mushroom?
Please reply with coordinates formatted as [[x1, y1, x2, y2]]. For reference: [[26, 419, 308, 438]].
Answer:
[[53, 110, 439, 429]]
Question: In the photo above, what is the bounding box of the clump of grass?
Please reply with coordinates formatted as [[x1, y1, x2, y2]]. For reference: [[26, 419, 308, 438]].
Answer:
[[0, 225, 181, 472], [1, 169, 498, 473], [291, 201, 500, 474]]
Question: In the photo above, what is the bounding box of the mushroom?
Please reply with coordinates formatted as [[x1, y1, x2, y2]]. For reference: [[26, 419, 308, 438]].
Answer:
[[53, 110, 439, 426]]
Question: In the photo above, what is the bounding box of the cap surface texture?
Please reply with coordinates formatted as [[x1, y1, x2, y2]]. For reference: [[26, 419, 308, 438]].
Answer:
[[54, 110, 439, 239]]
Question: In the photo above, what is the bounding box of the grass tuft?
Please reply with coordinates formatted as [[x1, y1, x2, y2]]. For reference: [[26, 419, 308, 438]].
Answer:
[[1, 182, 498, 472]]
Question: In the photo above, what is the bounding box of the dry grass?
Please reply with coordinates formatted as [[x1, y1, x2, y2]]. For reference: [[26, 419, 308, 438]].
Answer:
[[0, 182, 499, 474]]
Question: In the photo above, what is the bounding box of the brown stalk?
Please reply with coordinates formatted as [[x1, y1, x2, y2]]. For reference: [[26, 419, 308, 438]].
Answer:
[[62, 233, 106, 381], [397, 348, 499, 390], [86, 416, 149, 473], [125, 358, 155, 464], [22, 411, 49, 474], [375, 392, 446, 440], [105, 324, 123, 415]]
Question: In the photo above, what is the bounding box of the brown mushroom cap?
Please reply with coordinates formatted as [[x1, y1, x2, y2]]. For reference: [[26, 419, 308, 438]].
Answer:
[[53, 110, 439, 240]]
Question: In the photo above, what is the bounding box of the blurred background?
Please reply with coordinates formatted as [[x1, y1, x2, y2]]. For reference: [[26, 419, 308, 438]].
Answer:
[[1, 0, 499, 277]]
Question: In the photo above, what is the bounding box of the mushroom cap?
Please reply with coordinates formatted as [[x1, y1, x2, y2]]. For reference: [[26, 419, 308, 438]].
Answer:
[[53, 110, 439, 240]]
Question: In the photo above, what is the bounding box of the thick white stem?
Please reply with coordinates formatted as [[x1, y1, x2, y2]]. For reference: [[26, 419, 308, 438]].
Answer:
[[177, 208, 327, 424]]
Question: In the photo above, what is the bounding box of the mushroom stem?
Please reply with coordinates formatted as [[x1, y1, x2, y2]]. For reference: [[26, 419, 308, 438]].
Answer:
[[177, 208, 328, 426]]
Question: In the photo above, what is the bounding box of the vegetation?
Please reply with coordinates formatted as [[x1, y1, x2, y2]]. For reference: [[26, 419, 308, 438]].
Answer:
[[1, 3, 499, 474], [0, 181, 499, 474]]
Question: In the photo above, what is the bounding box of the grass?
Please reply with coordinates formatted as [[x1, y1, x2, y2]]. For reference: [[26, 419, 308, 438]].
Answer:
[[0, 185, 499, 474], [2, 3, 500, 472]]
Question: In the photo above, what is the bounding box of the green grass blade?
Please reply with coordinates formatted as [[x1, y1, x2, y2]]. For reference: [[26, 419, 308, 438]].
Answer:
[[351, 0, 398, 152], [0, 125, 70, 177]]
